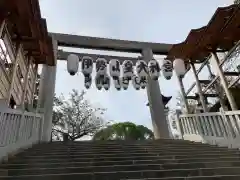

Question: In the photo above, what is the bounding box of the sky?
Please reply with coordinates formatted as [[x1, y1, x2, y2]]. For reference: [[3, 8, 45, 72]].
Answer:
[[39, 0, 233, 130]]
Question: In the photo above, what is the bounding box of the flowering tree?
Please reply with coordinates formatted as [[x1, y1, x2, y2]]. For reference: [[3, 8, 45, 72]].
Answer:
[[52, 89, 108, 141]]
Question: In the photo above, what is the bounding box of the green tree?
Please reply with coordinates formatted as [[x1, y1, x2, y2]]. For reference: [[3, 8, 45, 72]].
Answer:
[[234, 0, 240, 4], [93, 122, 154, 140], [52, 89, 108, 141]]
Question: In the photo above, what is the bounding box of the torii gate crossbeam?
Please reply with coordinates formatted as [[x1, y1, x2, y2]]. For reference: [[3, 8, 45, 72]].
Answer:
[[57, 50, 140, 64], [50, 32, 172, 55]]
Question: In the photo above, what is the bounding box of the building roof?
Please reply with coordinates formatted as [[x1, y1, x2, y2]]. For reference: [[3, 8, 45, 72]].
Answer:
[[0, 0, 54, 66], [167, 4, 240, 62]]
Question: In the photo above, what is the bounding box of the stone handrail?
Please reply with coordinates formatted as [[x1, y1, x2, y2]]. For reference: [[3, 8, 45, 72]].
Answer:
[[178, 110, 240, 148], [0, 107, 44, 160]]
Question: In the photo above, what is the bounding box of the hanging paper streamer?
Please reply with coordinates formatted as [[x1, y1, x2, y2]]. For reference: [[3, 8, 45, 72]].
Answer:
[[162, 59, 173, 80], [121, 76, 129, 90], [132, 75, 141, 90], [173, 58, 186, 78], [84, 75, 92, 89], [81, 56, 93, 76], [95, 75, 103, 90], [122, 60, 134, 80], [96, 58, 107, 77], [136, 60, 148, 79], [113, 78, 121, 90], [109, 59, 121, 80], [103, 74, 110, 90], [67, 54, 79, 76], [148, 59, 160, 80], [140, 77, 147, 89]]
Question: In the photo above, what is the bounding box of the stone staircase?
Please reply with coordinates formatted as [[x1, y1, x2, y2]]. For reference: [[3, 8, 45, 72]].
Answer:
[[1, 140, 240, 179]]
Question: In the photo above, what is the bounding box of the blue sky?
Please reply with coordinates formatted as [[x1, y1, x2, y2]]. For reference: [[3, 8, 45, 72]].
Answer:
[[39, 0, 232, 129]]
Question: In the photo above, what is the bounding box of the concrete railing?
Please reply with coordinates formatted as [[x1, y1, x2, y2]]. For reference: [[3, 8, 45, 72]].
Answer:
[[0, 107, 44, 160], [178, 110, 240, 148]]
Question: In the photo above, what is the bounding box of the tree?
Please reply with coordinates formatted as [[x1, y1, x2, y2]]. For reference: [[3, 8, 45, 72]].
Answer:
[[52, 89, 108, 141], [93, 122, 154, 141], [234, 0, 240, 4]]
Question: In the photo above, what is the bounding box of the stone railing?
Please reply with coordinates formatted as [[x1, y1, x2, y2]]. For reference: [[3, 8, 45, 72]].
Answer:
[[178, 110, 240, 148], [0, 107, 43, 160]]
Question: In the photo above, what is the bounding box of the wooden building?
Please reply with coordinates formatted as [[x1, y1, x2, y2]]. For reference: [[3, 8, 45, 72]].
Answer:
[[166, 4, 240, 112], [0, 0, 54, 109]]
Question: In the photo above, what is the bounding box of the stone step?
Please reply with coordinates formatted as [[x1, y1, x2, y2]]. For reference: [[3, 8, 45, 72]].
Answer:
[[34, 141, 221, 148], [21, 146, 238, 153], [47, 146, 223, 151], [45, 140, 205, 145], [47, 141, 215, 147], [3, 140, 240, 179], [124, 175, 240, 180], [15, 150, 240, 158], [18, 149, 240, 157], [17, 151, 240, 160], [2, 167, 240, 179], [17, 151, 240, 159], [2, 160, 240, 174], [28, 145, 231, 151], [50, 144, 216, 147], [3, 157, 240, 169], [0, 164, 164, 176], [8, 154, 240, 164], [161, 161, 240, 169], [30, 141, 228, 145], [26, 148, 233, 156]]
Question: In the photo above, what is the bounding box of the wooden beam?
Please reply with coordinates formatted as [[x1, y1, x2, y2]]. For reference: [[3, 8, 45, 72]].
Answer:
[[228, 75, 240, 88], [199, 80, 212, 84], [185, 60, 210, 95], [187, 93, 218, 100], [202, 76, 219, 93], [223, 71, 240, 76], [186, 96, 197, 100], [204, 94, 218, 98], [0, 17, 5, 38], [12, 36, 35, 42], [186, 82, 196, 95]]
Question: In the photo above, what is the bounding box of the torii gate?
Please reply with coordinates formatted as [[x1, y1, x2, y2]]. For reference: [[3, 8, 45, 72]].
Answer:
[[1, 0, 239, 143], [38, 32, 173, 140]]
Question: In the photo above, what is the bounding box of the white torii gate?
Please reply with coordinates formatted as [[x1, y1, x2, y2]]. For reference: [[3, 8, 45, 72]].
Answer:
[[38, 33, 173, 141]]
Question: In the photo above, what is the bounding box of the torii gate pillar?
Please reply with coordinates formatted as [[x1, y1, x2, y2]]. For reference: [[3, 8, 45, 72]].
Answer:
[[37, 38, 57, 142], [142, 48, 170, 139]]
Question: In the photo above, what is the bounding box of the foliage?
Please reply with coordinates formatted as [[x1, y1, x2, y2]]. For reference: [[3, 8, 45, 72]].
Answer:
[[234, 0, 240, 4], [52, 89, 108, 141], [93, 122, 154, 141]]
